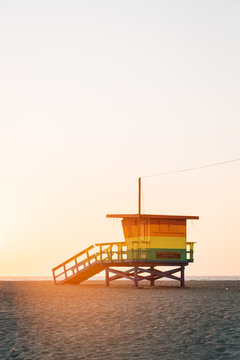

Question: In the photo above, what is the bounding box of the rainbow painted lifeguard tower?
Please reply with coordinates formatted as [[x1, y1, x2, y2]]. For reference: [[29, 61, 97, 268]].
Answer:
[[52, 179, 199, 287]]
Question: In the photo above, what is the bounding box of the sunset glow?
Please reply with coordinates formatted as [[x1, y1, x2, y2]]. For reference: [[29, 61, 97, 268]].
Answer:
[[0, 1, 240, 277]]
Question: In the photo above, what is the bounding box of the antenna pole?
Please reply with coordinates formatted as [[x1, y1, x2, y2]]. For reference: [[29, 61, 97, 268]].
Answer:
[[138, 177, 141, 215]]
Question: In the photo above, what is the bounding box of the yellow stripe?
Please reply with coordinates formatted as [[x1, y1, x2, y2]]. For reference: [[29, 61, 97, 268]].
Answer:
[[126, 236, 186, 249]]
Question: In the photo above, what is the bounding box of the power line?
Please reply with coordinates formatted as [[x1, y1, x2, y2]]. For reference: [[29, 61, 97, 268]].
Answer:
[[141, 157, 240, 179]]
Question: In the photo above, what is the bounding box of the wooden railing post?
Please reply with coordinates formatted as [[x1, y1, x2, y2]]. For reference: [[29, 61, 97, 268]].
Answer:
[[190, 243, 194, 261], [63, 264, 67, 279], [52, 269, 56, 284], [87, 251, 90, 266], [74, 257, 78, 273], [186, 242, 195, 262]]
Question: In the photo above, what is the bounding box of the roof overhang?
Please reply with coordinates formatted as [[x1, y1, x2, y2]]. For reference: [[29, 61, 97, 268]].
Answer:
[[106, 214, 199, 220]]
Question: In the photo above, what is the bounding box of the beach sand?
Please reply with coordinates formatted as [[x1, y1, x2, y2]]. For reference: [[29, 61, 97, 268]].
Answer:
[[0, 280, 239, 360]]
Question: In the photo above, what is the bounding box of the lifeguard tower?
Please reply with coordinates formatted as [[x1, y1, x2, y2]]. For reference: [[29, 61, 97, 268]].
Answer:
[[52, 179, 199, 287]]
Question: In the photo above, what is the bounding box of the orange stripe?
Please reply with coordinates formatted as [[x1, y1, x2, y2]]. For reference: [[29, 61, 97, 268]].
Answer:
[[122, 223, 186, 239]]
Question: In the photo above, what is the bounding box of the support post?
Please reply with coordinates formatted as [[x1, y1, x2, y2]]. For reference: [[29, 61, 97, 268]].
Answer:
[[105, 268, 109, 287], [134, 267, 138, 287], [180, 266, 185, 287], [150, 266, 155, 286]]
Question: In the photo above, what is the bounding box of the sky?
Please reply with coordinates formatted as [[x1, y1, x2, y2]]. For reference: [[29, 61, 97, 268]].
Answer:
[[0, 0, 240, 276]]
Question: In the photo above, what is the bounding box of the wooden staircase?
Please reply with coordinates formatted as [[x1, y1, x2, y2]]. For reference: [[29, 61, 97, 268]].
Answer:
[[52, 242, 127, 285]]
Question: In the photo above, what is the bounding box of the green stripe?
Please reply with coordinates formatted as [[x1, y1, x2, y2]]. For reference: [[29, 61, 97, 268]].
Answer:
[[127, 248, 194, 262]]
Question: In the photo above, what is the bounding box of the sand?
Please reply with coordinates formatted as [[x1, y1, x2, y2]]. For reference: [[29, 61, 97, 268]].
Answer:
[[0, 280, 239, 360]]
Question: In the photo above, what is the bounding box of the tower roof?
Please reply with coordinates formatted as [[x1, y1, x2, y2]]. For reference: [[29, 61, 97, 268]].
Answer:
[[106, 214, 199, 220]]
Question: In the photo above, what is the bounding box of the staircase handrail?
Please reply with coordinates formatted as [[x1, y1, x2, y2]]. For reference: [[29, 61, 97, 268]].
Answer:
[[52, 245, 94, 272]]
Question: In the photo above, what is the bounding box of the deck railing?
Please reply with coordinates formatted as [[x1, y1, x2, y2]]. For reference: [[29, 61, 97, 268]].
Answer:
[[186, 242, 195, 262]]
